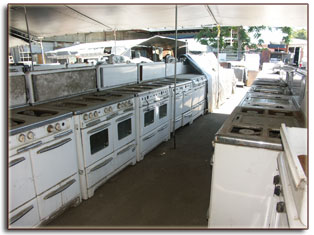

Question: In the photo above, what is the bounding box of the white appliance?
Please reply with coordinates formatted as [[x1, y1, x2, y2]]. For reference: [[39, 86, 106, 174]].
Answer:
[[45, 92, 137, 200], [110, 84, 170, 161], [274, 124, 307, 228], [208, 106, 305, 228], [9, 107, 81, 228], [167, 74, 206, 121]]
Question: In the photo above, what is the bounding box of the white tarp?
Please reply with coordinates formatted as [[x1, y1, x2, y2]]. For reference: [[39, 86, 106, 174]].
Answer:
[[8, 5, 307, 38]]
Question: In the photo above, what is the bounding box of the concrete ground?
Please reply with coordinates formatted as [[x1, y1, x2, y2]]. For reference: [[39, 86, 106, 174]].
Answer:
[[45, 87, 247, 229]]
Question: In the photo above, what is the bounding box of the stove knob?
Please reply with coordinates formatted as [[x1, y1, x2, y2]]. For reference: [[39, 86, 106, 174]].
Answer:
[[27, 131, 34, 140], [104, 107, 108, 113], [47, 125, 54, 133], [89, 112, 93, 119], [109, 106, 113, 112], [276, 202, 286, 213], [274, 186, 281, 196], [273, 175, 280, 185], [83, 113, 89, 120], [55, 123, 61, 131], [94, 111, 98, 117], [18, 134, 25, 143], [118, 103, 122, 109]]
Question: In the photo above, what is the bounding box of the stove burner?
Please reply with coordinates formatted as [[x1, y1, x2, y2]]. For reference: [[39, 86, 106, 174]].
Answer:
[[241, 108, 264, 114], [9, 118, 25, 127], [231, 126, 262, 136], [92, 93, 122, 97], [17, 109, 58, 117], [268, 110, 293, 116], [53, 102, 88, 108], [239, 129, 256, 135], [73, 97, 107, 102], [269, 129, 281, 139]]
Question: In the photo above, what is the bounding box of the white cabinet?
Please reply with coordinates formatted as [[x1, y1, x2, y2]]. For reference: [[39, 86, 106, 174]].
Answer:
[[9, 198, 40, 228], [9, 152, 36, 212], [37, 174, 80, 220], [30, 134, 78, 194]]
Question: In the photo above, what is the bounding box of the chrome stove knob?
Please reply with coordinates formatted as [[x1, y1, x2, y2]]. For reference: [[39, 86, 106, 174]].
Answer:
[[27, 131, 34, 140], [94, 111, 98, 117], [47, 125, 54, 133], [18, 134, 25, 143], [89, 113, 93, 119], [83, 113, 89, 120], [109, 106, 113, 112], [55, 123, 61, 131]]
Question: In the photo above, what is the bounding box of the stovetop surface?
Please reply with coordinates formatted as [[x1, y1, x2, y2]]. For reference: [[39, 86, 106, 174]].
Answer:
[[9, 105, 72, 135], [42, 90, 133, 115], [109, 83, 168, 94], [215, 106, 305, 150]]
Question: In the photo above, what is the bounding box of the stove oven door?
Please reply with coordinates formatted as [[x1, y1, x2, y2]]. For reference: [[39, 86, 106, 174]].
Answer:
[[174, 93, 183, 117], [139, 104, 158, 136], [157, 98, 170, 126], [82, 118, 114, 168], [182, 89, 193, 113], [114, 110, 135, 151]]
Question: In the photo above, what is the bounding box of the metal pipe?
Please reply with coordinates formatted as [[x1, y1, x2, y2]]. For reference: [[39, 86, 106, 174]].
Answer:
[[216, 25, 221, 107], [172, 5, 178, 149], [24, 6, 34, 70]]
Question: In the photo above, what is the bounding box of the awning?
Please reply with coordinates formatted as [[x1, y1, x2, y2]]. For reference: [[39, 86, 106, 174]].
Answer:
[[8, 4, 307, 38]]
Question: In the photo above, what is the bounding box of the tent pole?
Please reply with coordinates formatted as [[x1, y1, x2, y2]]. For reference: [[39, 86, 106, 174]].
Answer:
[[24, 6, 34, 70], [173, 5, 178, 149], [216, 25, 220, 107]]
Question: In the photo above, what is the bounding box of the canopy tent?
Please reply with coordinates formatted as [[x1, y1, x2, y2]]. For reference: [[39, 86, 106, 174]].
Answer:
[[9, 4, 307, 39]]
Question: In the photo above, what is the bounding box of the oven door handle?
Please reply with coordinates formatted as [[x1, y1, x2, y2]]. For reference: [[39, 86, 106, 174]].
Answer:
[[123, 107, 134, 113], [90, 157, 113, 172], [158, 124, 168, 132], [144, 107, 155, 112], [9, 204, 34, 225], [44, 179, 76, 200], [87, 123, 111, 135], [17, 141, 43, 154], [143, 132, 156, 141], [9, 157, 26, 168], [117, 144, 136, 156], [37, 138, 72, 154], [107, 113, 119, 121], [116, 113, 133, 123], [184, 111, 193, 117], [54, 129, 73, 139]]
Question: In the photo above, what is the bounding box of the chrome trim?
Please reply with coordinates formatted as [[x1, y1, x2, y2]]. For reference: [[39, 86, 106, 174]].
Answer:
[[107, 113, 119, 120], [44, 179, 76, 200], [87, 123, 111, 135], [54, 129, 73, 139], [37, 138, 72, 154], [143, 132, 156, 141], [116, 113, 133, 123], [10, 205, 34, 225], [85, 119, 101, 128], [117, 144, 136, 156], [158, 124, 168, 132], [90, 157, 113, 172], [17, 141, 43, 153], [123, 107, 134, 113], [9, 157, 26, 168], [215, 136, 283, 151]]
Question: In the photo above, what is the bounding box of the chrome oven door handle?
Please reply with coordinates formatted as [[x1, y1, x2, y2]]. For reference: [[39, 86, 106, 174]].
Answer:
[[9, 205, 34, 225], [116, 113, 133, 123], [90, 157, 113, 172], [17, 141, 43, 154], [54, 129, 73, 139], [43, 179, 76, 200], [117, 144, 136, 156], [9, 157, 26, 168], [87, 123, 111, 135], [37, 138, 72, 154], [143, 132, 156, 141]]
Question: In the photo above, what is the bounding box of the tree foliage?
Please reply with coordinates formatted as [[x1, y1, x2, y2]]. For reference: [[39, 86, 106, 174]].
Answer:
[[195, 26, 267, 52], [292, 29, 307, 40]]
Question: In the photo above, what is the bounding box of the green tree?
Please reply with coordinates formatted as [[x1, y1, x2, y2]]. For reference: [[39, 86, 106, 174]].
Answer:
[[281, 26, 293, 45], [195, 25, 267, 52], [292, 29, 307, 40]]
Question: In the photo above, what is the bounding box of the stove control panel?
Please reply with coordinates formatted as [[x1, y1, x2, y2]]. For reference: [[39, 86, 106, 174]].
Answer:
[[80, 98, 135, 127], [139, 88, 169, 106], [9, 117, 73, 152]]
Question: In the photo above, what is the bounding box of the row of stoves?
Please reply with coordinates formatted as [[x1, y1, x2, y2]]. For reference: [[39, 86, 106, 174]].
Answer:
[[8, 71, 206, 228], [208, 68, 307, 228]]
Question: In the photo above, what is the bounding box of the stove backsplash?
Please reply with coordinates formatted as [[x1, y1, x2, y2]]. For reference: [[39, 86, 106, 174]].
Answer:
[[27, 68, 97, 104], [9, 73, 28, 109]]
